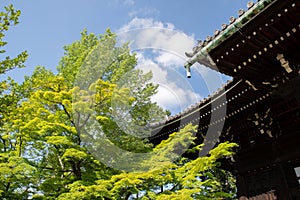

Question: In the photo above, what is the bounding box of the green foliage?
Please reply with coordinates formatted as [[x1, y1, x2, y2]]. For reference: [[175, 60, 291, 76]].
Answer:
[[0, 4, 27, 128], [0, 4, 28, 74], [55, 125, 237, 200], [0, 5, 238, 199], [0, 4, 32, 200], [0, 152, 37, 199], [1, 28, 168, 198]]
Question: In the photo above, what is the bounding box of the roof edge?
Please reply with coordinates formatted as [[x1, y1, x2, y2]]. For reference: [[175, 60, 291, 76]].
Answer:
[[184, 0, 275, 71]]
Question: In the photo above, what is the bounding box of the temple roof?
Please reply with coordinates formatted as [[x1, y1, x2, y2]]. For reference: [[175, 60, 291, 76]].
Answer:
[[150, 0, 300, 144], [186, 0, 275, 59], [184, 0, 300, 82]]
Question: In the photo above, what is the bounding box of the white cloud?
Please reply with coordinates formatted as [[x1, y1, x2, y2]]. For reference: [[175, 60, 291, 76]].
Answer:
[[118, 18, 164, 31], [117, 18, 195, 60], [116, 18, 225, 114], [117, 18, 194, 67], [129, 8, 159, 18], [135, 52, 202, 113], [154, 52, 183, 67], [110, 0, 135, 6], [123, 0, 135, 5]]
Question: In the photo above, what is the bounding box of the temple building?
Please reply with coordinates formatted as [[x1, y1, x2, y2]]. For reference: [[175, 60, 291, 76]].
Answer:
[[149, 0, 300, 199]]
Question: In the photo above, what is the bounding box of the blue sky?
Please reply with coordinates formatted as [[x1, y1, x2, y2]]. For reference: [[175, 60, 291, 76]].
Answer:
[[1, 0, 249, 114]]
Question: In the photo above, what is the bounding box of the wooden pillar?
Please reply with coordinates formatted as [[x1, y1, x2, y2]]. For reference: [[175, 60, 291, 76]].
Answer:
[[236, 173, 248, 197]]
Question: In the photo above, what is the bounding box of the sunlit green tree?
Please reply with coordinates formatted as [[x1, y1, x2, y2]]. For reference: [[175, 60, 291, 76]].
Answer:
[[8, 29, 167, 199], [0, 4, 34, 200], [0, 5, 237, 199]]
